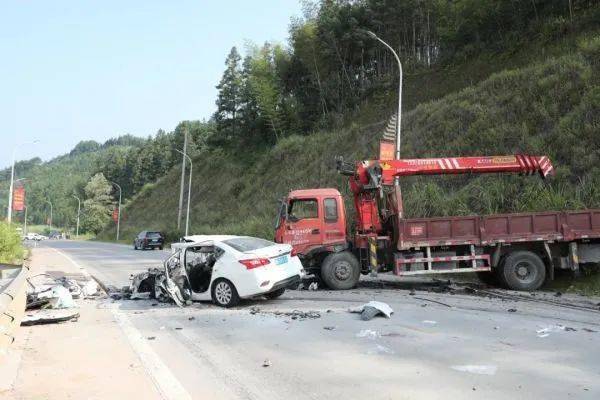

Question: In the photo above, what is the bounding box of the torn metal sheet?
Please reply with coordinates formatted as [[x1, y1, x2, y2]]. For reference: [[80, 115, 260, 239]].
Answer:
[[21, 309, 80, 326], [349, 301, 394, 320]]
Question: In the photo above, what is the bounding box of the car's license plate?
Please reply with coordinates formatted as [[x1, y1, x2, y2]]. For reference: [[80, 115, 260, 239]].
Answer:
[[274, 255, 288, 265]]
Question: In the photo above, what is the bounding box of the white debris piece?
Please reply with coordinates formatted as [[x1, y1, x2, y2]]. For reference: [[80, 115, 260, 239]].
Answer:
[[422, 320, 437, 325], [451, 365, 497, 375], [536, 324, 566, 338], [81, 280, 99, 297], [356, 329, 381, 339], [348, 301, 393, 319], [36, 286, 76, 309]]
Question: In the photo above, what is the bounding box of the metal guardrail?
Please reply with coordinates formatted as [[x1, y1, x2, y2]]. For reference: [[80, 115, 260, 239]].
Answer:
[[0, 263, 29, 354]]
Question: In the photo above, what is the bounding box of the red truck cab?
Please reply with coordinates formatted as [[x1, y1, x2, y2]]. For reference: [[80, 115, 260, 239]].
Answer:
[[275, 189, 361, 288]]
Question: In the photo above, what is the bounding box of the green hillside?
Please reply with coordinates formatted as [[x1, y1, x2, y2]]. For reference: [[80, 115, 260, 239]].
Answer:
[[100, 35, 600, 245]]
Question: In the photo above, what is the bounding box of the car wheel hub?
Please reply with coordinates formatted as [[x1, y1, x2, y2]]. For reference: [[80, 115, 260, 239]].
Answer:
[[215, 282, 232, 304], [334, 261, 351, 280]]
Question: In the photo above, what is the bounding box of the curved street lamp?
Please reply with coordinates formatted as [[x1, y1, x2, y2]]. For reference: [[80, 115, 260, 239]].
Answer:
[[44, 199, 53, 228], [73, 195, 81, 239]]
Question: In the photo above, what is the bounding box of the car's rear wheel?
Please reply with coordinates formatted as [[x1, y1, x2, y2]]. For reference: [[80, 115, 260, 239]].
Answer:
[[499, 250, 546, 291], [321, 251, 360, 290], [211, 279, 240, 308], [264, 288, 285, 299], [133, 242, 138, 250]]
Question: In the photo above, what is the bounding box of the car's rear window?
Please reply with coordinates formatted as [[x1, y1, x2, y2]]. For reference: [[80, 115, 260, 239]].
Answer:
[[223, 237, 276, 252], [147, 232, 162, 239]]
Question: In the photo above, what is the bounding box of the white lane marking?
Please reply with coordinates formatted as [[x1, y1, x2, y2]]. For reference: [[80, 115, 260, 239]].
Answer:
[[111, 306, 192, 400], [48, 246, 192, 400]]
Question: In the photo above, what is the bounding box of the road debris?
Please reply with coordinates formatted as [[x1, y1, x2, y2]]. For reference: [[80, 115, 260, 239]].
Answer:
[[323, 326, 336, 330], [21, 309, 80, 326], [262, 359, 271, 367], [308, 282, 318, 291], [451, 365, 497, 375], [348, 301, 393, 320], [356, 329, 381, 339], [507, 308, 517, 312], [536, 324, 577, 337], [249, 308, 321, 320], [147, 336, 156, 340], [422, 320, 437, 325]]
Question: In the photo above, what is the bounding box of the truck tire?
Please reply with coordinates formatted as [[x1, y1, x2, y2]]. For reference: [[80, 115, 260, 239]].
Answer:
[[320, 251, 360, 290], [499, 250, 546, 291]]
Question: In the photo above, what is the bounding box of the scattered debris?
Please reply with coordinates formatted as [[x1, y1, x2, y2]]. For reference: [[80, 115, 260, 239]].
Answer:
[[251, 309, 321, 320], [582, 328, 597, 333], [356, 329, 381, 339], [323, 326, 336, 331], [21, 310, 80, 326], [536, 324, 576, 337], [367, 344, 395, 355], [175, 327, 183, 330], [422, 320, 437, 325], [451, 365, 497, 375], [507, 308, 517, 313], [554, 292, 562, 297], [250, 307, 260, 315], [349, 301, 393, 320], [147, 336, 156, 340], [308, 282, 318, 291], [413, 297, 452, 308], [262, 359, 271, 367], [188, 316, 195, 321]]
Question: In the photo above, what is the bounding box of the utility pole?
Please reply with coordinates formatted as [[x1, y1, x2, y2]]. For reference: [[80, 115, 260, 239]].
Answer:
[[177, 128, 188, 230], [110, 182, 122, 241], [73, 195, 81, 239], [175, 149, 193, 237], [23, 205, 28, 236], [45, 200, 53, 228]]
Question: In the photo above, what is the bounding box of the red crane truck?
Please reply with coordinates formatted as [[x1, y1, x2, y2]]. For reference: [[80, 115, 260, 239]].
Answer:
[[274, 153, 600, 291]]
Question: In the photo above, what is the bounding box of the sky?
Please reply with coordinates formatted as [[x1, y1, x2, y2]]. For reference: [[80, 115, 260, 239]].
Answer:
[[0, 1, 303, 168]]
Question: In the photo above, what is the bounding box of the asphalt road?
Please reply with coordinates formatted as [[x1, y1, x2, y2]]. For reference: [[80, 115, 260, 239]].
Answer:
[[37, 240, 600, 399]]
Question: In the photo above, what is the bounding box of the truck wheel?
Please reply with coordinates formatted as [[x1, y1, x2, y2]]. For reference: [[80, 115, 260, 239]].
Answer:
[[321, 251, 360, 290], [499, 251, 546, 291]]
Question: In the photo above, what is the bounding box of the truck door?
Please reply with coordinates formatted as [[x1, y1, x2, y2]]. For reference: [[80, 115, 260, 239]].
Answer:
[[280, 198, 323, 254]]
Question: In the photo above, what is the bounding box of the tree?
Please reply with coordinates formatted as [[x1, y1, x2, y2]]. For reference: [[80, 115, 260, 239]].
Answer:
[[213, 47, 243, 144], [81, 173, 113, 234]]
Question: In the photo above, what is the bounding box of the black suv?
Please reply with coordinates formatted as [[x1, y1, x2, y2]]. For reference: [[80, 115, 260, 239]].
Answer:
[[134, 231, 164, 250]]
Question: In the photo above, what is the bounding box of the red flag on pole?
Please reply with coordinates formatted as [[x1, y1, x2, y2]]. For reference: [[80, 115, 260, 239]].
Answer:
[[12, 187, 25, 212]]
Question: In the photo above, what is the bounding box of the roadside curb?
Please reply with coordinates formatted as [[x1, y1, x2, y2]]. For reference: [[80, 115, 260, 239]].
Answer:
[[0, 263, 29, 356]]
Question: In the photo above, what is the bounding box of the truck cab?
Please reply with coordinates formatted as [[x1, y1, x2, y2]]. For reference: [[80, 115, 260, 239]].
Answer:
[[275, 189, 359, 288]]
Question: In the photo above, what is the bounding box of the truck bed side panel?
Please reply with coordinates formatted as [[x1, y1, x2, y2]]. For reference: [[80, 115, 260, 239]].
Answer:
[[399, 209, 600, 249]]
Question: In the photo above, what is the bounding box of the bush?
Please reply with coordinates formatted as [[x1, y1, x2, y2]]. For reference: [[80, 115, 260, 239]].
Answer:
[[0, 222, 24, 264]]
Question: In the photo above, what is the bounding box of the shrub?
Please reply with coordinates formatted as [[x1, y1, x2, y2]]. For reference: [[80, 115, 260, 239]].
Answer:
[[0, 222, 24, 264]]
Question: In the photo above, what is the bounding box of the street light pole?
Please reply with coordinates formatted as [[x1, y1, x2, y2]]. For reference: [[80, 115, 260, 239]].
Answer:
[[175, 149, 192, 237], [110, 182, 122, 241], [7, 140, 38, 224], [45, 200, 53, 228], [23, 205, 28, 236], [367, 31, 403, 162], [177, 129, 188, 230], [73, 195, 81, 239]]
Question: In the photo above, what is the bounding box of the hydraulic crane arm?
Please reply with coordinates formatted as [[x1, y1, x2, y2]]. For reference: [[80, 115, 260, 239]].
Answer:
[[336, 154, 555, 235], [346, 154, 554, 190]]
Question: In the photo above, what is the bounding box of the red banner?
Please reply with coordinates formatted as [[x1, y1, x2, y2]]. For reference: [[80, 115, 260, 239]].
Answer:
[[379, 140, 395, 160], [12, 187, 25, 212], [112, 208, 119, 223]]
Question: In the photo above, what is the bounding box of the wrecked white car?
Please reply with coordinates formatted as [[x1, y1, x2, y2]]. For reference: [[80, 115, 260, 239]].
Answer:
[[130, 235, 304, 307]]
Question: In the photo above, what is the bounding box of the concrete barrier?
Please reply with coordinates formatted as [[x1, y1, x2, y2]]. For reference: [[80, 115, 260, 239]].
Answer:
[[0, 264, 29, 354]]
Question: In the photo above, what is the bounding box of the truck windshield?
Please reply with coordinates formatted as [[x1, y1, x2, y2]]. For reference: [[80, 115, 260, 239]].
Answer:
[[224, 237, 276, 252]]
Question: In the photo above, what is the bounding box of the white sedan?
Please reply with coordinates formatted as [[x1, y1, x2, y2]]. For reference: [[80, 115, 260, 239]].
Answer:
[[135, 235, 304, 307]]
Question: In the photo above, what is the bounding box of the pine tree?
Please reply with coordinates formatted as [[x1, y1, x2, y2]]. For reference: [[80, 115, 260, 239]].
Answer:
[[214, 47, 242, 144]]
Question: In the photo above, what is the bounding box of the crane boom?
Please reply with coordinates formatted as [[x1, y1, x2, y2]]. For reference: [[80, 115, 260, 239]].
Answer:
[[350, 154, 554, 190]]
